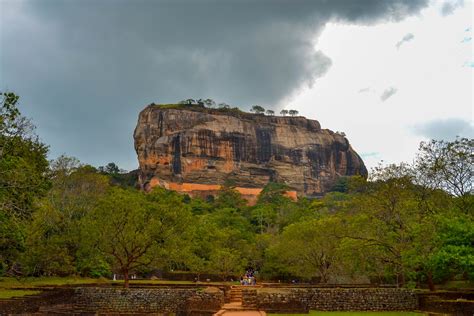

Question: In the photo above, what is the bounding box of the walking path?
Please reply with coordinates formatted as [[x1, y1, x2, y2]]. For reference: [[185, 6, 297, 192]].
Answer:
[[213, 285, 266, 316], [216, 311, 266, 316]]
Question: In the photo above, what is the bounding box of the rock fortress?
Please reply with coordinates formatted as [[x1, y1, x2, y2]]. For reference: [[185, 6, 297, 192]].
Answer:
[[134, 103, 367, 204]]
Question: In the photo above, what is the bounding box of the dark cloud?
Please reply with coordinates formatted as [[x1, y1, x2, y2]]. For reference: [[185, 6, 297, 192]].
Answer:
[[0, 0, 429, 169], [380, 87, 398, 101], [413, 118, 474, 140], [396, 33, 414, 49]]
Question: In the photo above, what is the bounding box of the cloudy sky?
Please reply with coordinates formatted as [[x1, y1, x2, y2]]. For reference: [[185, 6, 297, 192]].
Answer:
[[1, 0, 472, 171]]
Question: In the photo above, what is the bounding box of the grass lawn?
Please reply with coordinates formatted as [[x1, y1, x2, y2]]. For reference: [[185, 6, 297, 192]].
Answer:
[[0, 289, 42, 299], [0, 276, 109, 289], [270, 312, 425, 316], [0, 276, 110, 299], [0, 276, 235, 298]]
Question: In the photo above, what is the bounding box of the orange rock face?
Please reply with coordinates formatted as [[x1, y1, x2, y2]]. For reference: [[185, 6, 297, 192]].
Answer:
[[134, 105, 367, 200]]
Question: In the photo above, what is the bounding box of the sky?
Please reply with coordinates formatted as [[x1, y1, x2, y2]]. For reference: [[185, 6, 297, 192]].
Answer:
[[0, 0, 472, 172]]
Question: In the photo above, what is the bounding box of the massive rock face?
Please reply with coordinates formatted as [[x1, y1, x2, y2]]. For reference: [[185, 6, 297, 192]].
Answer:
[[134, 105, 367, 200]]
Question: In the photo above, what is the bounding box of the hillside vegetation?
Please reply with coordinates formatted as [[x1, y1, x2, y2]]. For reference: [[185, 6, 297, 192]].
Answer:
[[1, 92, 472, 289]]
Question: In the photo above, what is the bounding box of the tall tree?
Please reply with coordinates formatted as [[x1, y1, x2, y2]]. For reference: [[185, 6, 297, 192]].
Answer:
[[0, 92, 50, 275], [271, 217, 343, 283], [416, 138, 473, 212], [280, 109, 289, 116], [23, 159, 110, 276], [83, 188, 191, 287], [0, 92, 50, 219], [288, 110, 299, 116]]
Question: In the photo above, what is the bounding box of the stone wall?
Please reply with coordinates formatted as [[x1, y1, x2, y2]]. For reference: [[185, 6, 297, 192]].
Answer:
[[0, 288, 75, 315], [242, 288, 257, 308], [0, 286, 224, 315], [254, 287, 418, 313], [418, 292, 474, 315], [74, 287, 224, 314]]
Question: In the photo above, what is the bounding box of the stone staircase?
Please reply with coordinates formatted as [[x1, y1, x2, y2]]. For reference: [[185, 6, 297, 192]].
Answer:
[[230, 285, 243, 304]]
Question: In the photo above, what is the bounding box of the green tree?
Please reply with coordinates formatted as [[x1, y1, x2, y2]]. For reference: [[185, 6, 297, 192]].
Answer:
[[83, 188, 191, 287], [210, 248, 246, 281], [280, 109, 288, 116], [98, 162, 137, 188], [428, 214, 474, 281], [288, 110, 299, 116], [416, 138, 473, 212], [266, 109, 275, 116], [203, 99, 216, 108], [218, 102, 230, 109], [22, 158, 110, 276], [0, 92, 50, 219], [0, 92, 50, 275], [250, 105, 265, 114], [330, 176, 350, 193], [213, 185, 247, 210], [271, 217, 343, 283], [404, 212, 474, 290], [342, 164, 419, 285], [98, 162, 121, 174]]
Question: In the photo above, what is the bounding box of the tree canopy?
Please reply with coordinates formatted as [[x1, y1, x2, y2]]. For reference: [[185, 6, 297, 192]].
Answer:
[[1, 92, 472, 290]]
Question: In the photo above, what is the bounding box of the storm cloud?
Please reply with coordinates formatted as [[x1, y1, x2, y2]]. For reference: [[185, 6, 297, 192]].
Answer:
[[0, 0, 429, 169]]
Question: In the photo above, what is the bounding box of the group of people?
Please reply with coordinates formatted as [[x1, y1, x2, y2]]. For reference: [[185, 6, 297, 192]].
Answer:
[[240, 269, 257, 285]]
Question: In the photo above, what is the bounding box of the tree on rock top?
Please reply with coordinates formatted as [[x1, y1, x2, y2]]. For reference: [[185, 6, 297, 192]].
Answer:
[[250, 105, 265, 114]]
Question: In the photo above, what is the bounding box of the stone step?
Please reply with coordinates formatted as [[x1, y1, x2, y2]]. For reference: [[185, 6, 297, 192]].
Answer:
[[214, 311, 266, 316]]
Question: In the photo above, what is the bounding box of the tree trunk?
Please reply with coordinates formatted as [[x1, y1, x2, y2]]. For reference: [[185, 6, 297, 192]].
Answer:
[[123, 269, 129, 288], [427, 271, 436, 291]]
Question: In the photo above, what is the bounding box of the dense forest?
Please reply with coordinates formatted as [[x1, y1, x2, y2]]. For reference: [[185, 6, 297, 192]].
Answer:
[[1, 92, 472, 289]]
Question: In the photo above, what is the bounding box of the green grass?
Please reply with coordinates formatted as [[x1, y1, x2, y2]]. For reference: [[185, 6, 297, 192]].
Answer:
[[0, 277, 190, 299], [0, 276, 236, 299], [270, 312, 425, 316], [0, 289, 42, 299], [0, 276, 235, 290], [0, 276, 109, 289]]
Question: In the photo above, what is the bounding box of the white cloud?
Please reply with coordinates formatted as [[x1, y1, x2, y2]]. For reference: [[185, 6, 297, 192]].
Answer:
[[290, 2, 472, 170]]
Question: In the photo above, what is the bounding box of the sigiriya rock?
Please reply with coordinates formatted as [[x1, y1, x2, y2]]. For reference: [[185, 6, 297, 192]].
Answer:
[[134, 104, 367, 202]]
